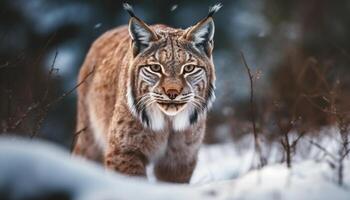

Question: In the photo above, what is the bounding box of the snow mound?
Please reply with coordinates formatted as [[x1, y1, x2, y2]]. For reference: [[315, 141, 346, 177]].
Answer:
[[207, 161, 350, 200], [0, 136, 349, 200], [0, 136, 208, 200]]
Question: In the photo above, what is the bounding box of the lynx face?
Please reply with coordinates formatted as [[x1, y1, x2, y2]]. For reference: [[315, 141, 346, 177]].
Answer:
[[127, 12, 216, 131], [74, 3, 222, 183]]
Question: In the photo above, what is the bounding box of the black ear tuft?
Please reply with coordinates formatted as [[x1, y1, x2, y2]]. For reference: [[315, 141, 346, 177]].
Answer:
[[123, 3, 136, 17], [183, 3, 222, 56], [123, 3, 158, 56], [186, 18, 215, 56], [207, 3, 223, 18]]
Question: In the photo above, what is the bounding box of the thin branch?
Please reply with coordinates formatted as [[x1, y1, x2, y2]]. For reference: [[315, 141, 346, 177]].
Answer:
[[30, 106, 49, 138], [291, 131, 305, 148], [278, 121, 293, 168], [307, 61, 331, 92], [11, 103, 40, 129], [240, 51, 265, 168], [45, 65, 95, 109], [30, 51, 59, 137], [70, 127, 87, 152], [280, 139, 287, 150], [12, 65, 95, 136], [42, 51, 59, 101], [309, 140, 337, 161], [302, 94, 350, 115], [31, 33, 57, 75], [341, 148, 350, 160], [11, 52, 58, 130], [30, 66, 95, 138]]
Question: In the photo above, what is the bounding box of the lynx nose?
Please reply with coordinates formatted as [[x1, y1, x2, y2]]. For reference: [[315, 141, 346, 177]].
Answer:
[[166, 89, 180, 100]]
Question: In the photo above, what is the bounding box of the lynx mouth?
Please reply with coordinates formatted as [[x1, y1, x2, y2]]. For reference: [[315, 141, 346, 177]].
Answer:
[[156, 101, 187, 116]]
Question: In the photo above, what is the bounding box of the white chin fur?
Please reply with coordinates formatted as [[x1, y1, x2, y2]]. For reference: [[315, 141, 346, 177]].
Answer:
[[146, 104, 165, 131], [172, 106, 193, 131], [127, 86, 165, 131], [149, 104, 193, 132]]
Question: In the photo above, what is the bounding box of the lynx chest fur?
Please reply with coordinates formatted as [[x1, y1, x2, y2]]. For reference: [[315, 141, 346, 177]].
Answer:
[[73, 4, 220, 183]]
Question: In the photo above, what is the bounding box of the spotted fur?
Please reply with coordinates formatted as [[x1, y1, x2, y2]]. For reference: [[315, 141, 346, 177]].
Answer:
[[72, 3, 221, 183]]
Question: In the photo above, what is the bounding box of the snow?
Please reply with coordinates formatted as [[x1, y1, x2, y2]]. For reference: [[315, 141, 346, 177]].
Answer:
[[227, 161, 349, 200], [0, 134, 349, 200], [0, 136, 209, 200], [192, 143, 252, 184]]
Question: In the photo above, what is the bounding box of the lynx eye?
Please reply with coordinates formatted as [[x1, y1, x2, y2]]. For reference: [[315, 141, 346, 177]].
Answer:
[[183, 65, 196, 73], [149, 64, 162, 73]]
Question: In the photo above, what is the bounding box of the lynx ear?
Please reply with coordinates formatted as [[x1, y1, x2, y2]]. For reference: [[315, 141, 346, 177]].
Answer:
[[123, 3, 158, 56], [183, 3, 222, 56]]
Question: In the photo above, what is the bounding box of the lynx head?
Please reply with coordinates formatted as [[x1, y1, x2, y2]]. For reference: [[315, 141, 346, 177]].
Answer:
[[125, 3, 221, 131]]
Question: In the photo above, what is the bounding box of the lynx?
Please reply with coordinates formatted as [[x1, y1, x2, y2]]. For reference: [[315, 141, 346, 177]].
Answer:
[[73, 3, 221, 183]]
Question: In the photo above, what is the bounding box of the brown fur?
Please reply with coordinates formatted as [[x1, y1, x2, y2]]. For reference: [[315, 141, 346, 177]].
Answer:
[[73, 12, 217, 183]]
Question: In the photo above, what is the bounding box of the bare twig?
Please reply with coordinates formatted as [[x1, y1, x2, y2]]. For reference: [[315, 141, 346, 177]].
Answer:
[[11, 63, 94, 137], [11, 52, 58, 131], [30, 65, 95, 138], [70, 127, 87, 152], [309, 140, 337, 161], [307, 61, 331, 92], [11, 103, 40, 129], [3, 34, 58, 133], [342, 148, 350, 159], [31, 51, 59, 137], [291, 131, 305, 148], [45, 65, 95, 109], [240, 51, 265, 168], [42, 51, 59, 101], [31, 33, 57, 76], [303, 68, 349, 186], [301, 94, 350, 115], [277, 120, 304, 168]]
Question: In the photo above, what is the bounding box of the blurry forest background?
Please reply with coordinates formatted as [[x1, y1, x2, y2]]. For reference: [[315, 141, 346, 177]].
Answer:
[[1, 0, 350, 148]]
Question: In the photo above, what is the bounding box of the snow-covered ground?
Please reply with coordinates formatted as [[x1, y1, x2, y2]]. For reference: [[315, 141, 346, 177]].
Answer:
[[193, 127, 350, 184], [0, 133, 349, 200]]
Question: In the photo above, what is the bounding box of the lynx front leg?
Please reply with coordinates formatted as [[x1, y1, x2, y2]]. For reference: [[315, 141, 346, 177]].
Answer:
[[73, 127, 103, 163], [154, 156, 197, 183], [104, 146, 148, 176], [104, 105, 168, 177], [73, 96, 103, 163], [104, 124, 150, 176], [154, 127, 204, 183]]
